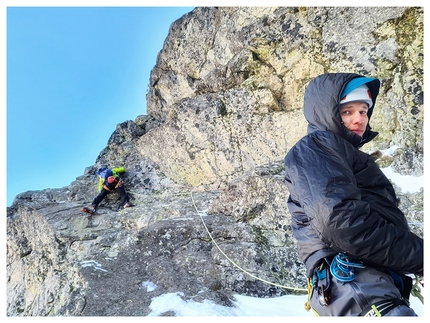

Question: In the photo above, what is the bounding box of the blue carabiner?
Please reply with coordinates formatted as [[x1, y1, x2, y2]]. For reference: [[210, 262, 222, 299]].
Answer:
[[330, 253, 365, 282]]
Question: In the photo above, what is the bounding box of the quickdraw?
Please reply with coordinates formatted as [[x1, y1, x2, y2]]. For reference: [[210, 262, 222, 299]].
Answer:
[[312, 261, 331, 306]]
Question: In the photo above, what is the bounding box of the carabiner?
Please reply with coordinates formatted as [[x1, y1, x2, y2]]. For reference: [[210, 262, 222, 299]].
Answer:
[[318, 285, 331, 306]]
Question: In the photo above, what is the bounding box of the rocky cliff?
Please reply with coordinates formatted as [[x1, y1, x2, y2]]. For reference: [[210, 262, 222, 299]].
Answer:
[[7, 7, 423, 316]]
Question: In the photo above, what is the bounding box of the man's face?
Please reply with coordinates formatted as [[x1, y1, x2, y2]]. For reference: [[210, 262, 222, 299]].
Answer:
[[340, 101, 369, 138]]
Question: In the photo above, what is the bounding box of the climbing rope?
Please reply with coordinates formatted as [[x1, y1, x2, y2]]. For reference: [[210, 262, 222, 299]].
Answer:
[[190, 192, 308, 294]]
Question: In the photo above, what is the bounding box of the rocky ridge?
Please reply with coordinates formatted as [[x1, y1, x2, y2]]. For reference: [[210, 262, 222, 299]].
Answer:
[[7, 7, 423, 316]]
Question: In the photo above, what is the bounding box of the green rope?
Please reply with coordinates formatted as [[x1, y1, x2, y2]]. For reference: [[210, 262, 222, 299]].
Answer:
[[410, 275, 424, 304], [190, 192, 307, 294]]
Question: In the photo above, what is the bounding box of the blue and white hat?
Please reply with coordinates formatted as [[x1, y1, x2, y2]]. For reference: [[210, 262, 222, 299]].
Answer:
[[340, 77, 375, 108]]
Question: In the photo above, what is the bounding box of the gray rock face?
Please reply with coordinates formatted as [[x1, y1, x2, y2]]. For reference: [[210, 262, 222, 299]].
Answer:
[[7, 7, 423, 316]]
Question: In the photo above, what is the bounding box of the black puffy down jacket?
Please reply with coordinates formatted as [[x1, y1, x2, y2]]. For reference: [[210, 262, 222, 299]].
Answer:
[[284, 73, 423, 277]]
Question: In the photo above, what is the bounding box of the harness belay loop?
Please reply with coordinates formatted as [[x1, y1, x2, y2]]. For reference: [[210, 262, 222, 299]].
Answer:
[[330, 253, 365, 282]]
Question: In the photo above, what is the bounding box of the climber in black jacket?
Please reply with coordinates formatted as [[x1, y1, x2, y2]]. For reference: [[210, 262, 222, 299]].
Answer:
[[284, 73, 423, 316]]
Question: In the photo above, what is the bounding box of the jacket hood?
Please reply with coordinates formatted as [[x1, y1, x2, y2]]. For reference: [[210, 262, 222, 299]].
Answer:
[[303, 73, 380, 147]]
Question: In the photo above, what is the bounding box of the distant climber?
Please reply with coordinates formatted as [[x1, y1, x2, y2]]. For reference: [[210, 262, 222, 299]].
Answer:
[[82, 166, 131, 215]]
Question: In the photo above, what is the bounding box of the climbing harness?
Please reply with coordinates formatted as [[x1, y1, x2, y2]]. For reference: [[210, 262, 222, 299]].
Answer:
[[330, 253, 365, 282], [190, 191, 307, 294], [103, 178, 123, 192]]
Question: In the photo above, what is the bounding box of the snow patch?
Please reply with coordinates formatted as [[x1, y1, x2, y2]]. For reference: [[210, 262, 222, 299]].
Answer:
[[80, 260, 107, 272], [381, 166, 424, 194], [371, 145, 423, 194], [142, 281, 158, 292]]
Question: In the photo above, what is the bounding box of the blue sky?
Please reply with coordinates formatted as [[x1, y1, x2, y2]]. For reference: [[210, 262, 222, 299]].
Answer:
[[6, 6, 194, 206]]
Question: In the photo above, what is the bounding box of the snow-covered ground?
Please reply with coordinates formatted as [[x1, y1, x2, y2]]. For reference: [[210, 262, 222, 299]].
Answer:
[[145, 288, 424, 317]]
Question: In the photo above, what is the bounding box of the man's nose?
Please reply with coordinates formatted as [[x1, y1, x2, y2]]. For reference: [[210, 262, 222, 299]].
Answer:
[[353, 112, 365, 123]]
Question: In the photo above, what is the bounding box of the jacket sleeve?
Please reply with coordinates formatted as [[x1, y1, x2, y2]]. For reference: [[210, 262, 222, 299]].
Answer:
[[285, 131, 423, 276]]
